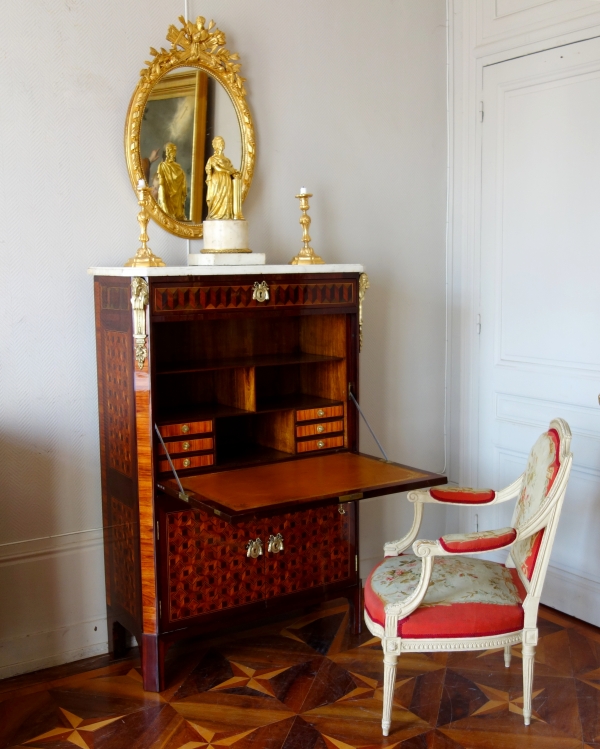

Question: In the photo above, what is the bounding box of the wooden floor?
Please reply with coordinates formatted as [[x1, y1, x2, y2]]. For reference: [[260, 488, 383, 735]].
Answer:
[[1, 600, 600, 748]]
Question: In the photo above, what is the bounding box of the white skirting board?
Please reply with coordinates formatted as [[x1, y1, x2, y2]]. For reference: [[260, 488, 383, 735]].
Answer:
[[359, 555, 600, 628], [0, 528, 109, 680]]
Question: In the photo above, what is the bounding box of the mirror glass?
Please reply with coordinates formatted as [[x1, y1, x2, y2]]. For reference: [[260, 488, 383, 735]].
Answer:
[[139, 66, 242, 225]]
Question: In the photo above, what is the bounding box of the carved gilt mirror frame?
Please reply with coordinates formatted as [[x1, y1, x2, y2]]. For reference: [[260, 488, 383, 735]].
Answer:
[[124, 16, 255, 238]]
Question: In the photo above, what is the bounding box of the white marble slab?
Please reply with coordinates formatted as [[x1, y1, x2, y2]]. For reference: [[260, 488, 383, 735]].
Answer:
[[187, 253, 266, 266], [87, 263, 364, 277]]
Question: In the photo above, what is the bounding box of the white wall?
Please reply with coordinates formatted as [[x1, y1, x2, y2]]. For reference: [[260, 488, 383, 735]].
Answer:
[[0, 0, 447, 677]]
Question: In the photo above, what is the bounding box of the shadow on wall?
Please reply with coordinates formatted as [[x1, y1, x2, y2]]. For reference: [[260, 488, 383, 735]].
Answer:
[[0, 436, 107, 679]]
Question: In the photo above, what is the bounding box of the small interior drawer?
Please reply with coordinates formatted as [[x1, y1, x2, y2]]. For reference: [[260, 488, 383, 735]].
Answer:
[[159, 437, 214, 455], [296, 420, 344, 438], [296, 405, 344, 422], [158, 420, 213, 438], [159, 454, 214, 472], [297, 435, 344, 453]]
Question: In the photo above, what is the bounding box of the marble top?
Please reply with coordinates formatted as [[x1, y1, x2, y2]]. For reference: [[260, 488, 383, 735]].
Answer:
[[88, 264, 364, 277]]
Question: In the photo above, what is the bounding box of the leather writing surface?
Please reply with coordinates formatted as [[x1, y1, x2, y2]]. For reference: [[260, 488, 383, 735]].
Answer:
[[163, 452, 444, 517]]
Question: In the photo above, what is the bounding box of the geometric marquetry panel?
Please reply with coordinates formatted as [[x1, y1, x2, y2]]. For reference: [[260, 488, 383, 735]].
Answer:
[[110, 496, 138, 619], [264, 504, 351, 597], [104, 330, 133, 476], [153, 282, 355, 314], [166, 509, 265, 623]]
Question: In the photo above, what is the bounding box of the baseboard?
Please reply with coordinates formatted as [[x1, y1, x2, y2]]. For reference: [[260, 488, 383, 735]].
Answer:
[[0, 620, 108, 680], [0, 528, 109, 680], [360, 553, 600, 629]]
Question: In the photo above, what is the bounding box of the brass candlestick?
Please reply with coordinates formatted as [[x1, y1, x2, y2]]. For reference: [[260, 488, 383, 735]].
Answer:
[[125, 183, 166, 267], [289, 192, 325, 265]]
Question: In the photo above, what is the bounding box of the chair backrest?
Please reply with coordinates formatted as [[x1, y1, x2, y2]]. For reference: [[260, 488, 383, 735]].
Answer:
[[510, 419, 572, 590]]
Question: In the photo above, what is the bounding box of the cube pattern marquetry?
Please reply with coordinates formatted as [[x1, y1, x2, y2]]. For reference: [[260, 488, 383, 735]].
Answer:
[[167, 509, 265, 622], [264, 504, 351, 597], [110, 496, 138, 619], [104, 331, 133, 476]]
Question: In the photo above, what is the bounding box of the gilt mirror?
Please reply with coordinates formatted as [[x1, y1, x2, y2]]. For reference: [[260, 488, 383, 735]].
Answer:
[[125, 16, 255, 238]]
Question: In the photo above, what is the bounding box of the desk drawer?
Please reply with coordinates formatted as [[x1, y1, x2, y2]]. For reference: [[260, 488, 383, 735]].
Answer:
[[159, 454, 214, 472], [159, 437, 214, 455], [296, 405, 344, 422], [297, 435, 344, 453], [296, 420, 344, 438], [158, 421, 213, 438]]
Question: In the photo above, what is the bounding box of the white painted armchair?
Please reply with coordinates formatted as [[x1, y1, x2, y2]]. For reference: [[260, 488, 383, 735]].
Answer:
[[363, 419, 573, 736]]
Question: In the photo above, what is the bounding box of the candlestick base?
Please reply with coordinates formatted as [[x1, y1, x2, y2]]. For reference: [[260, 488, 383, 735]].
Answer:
[[125, 250, 166, 268], [289, 248, 325, 265]]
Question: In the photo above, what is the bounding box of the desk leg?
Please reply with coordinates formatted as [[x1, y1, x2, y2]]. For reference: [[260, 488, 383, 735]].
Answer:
[[141, 634, 168, 692], [348, 582, 363, 635]]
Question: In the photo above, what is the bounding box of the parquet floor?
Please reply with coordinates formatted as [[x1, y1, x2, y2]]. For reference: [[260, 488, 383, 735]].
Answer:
[[1, 600, 600, 748]]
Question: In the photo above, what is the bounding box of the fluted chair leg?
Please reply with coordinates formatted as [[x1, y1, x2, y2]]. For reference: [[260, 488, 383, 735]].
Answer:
[[522, 642, 536, 725], [382, 650, 398, 736], [504, 644, 512, 668]]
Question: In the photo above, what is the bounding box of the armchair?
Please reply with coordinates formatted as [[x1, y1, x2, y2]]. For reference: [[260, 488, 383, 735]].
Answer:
[[364, 419, 573, 736]]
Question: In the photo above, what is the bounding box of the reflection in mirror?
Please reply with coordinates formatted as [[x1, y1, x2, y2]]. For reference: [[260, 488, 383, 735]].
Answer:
[[139, 66, 242, 226]]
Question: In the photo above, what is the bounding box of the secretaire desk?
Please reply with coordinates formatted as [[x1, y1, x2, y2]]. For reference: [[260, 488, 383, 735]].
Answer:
[[89, 264, 446, 691]]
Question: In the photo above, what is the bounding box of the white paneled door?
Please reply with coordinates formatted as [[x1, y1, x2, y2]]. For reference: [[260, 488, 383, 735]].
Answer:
[[478, 36, 600, 623]]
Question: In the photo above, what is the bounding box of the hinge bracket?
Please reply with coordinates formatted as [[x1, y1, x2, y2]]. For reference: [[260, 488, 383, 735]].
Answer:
[[479, 101, 484, 122]]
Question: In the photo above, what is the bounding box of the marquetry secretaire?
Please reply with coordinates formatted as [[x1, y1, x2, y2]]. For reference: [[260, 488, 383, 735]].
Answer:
[[90, 264, 445, 691]]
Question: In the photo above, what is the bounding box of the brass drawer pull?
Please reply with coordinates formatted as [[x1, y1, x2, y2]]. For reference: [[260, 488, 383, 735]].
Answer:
[[181, 424, 190, 434], [246, 538, 263, 558], [317, 409, 326, 417], [316, 425, 325, 434], [268, 533, 284, 553], [182, 458, 191, 468], [317, 440, 325, 449], [182, 441, 191, 451]]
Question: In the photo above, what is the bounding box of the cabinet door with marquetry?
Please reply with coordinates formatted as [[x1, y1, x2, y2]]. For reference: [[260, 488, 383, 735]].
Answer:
[[263, 503, 354, 598], [162, 507, 265, 629]]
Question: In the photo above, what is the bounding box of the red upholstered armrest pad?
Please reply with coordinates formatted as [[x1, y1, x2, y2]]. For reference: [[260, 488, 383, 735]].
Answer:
[[439, 527, 517, 554], [430, 487, 495, 504]]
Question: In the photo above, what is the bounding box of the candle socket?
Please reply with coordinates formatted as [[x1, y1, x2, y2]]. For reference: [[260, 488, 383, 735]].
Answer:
[[289, 192, 325, 265], [125, 185, 166, 268]]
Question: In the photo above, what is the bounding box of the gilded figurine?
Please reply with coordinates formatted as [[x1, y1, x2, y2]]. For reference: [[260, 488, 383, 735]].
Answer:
[[205, 136, 243, 220], [157, 142, 187, 220]]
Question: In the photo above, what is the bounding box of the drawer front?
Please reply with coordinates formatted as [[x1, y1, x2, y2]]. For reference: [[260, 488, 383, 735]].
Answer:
[[296, 420, 344, 438], [153, 282, 356, 314], [296, 405, 344, 422], [159, 437, 214, 455], [297, 435, 344, 453], [159, 454, 214, 472], [159, 420, 213, 438]]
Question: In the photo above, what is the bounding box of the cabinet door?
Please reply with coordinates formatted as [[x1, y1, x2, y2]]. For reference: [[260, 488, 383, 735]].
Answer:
[[263, 503, 353, 597], [164, 507, 265, 625]]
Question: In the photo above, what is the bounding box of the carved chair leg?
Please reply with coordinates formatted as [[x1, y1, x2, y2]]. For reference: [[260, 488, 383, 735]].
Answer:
[[382, 647, 398, 737], [522, 642, 536, 725], [504, 643, 512, 668]]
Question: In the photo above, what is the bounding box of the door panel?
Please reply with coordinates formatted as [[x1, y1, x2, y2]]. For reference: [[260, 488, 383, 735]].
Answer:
[[479, 37, 600, 621]]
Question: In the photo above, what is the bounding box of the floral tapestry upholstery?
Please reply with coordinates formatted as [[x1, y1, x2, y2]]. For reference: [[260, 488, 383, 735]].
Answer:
[[429, 487, 496, 504], [439, 527, 517, 554], [365, 554, 526, 638], [511, 429, 560, 580]]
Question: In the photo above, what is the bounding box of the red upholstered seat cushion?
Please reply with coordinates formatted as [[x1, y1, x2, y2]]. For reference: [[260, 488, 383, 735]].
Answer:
[[365, 554, 527, 639], [429, 487, 496, 504]]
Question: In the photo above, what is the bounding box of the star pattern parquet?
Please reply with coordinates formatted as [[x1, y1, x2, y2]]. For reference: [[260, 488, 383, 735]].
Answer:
[[2, 602, 600, 748]]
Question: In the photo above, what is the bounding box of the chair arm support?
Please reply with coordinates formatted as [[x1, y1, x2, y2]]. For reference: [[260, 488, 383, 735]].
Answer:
[[383, 554, 434, 634], [383, 501, 424, 557]]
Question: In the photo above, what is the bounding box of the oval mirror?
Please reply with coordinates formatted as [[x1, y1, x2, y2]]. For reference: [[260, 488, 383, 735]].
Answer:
[[125, 17, 255, 238]]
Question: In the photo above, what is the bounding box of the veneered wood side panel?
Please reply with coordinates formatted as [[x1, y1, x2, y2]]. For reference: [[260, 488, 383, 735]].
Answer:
[[135, 352, 158, 635], [95, 278, 143, 632]]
